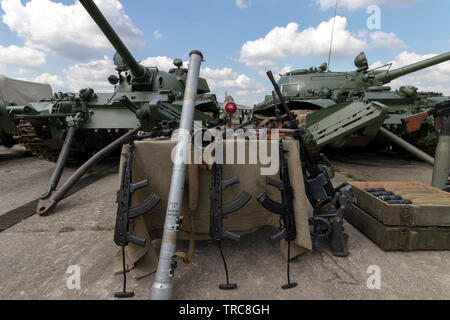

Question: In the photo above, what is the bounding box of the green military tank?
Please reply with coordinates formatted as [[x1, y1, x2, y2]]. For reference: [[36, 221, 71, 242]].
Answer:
[[0, 0, 221, 215], [0, 0, 219, 162], [253, 51, 450, 152]]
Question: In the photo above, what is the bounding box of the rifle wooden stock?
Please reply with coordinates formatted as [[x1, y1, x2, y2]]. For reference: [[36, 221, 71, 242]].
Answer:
[[402, 100, 450, 133], [402, 112, 429, 133]]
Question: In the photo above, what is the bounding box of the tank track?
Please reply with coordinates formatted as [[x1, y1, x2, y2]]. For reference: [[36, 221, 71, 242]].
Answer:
[[14, 120, 78, 163]]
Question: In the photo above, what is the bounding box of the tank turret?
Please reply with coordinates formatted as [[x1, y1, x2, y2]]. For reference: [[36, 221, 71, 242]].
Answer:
[[265, 51, 450, 103], [253, 50, 450, 154], [79, 0, 213, 95]]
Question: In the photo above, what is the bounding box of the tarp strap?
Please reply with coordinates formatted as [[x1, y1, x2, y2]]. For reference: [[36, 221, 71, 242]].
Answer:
[[174, 164, 199, 263]]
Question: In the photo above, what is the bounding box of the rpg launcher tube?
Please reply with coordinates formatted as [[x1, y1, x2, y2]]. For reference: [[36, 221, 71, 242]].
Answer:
[[150, 50, 203, 300], [431, 114, 450, 189]]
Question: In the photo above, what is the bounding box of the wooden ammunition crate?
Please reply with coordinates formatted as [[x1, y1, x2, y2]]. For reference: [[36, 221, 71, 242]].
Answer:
[[344, 182, 450, 251]]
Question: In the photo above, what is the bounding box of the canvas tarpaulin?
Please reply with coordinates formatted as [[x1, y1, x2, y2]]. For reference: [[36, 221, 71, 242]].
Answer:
[[0, 75, 52, 105], [115, 138, 313, 279]]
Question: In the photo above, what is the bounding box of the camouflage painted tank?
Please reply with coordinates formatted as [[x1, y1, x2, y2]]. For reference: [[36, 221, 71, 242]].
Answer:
[[0, 0, 219, 161], [253, 51, 450, 151]]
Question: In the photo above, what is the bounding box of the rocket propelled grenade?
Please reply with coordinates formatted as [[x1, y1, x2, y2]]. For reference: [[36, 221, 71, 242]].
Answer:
[[150, 50, 204, 300]]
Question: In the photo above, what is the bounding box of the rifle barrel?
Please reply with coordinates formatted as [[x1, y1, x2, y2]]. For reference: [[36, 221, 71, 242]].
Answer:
[[374, 52, 450, 84]]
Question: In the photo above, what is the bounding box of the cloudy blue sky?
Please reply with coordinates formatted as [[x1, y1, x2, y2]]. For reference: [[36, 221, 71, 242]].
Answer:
[[0, 0, 449, 105]]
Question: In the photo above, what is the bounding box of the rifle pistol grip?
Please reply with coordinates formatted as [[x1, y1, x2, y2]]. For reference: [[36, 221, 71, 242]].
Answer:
[[221, 228, 240, 242], [222, 176, 239, 190], [270, 228, 287, 241], [266, 177, 283, 190], [130, 178, 149, 193], [127, 232, 146, 247]]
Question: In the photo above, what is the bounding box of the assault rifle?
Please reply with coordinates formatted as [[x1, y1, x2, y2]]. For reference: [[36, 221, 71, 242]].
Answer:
[[265, 70, 349, 257], [257, 139, 297, 289], [114, 141, 160, 298], [210, 162, 251, 290]]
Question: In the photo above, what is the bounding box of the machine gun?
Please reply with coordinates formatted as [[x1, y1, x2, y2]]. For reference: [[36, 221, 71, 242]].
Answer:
[[210, 163, 251, 290], [114, 141, 160, 298], [257, 139, 297, 289], [265, 70, 349, 257]]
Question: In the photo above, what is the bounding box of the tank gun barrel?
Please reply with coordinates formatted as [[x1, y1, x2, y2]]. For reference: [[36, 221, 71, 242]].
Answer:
[[79, 0, 148, 81], [374, 52, 450, 84]]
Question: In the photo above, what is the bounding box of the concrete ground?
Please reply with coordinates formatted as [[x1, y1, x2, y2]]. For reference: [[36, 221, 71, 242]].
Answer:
[[0, 145, 449, 300]]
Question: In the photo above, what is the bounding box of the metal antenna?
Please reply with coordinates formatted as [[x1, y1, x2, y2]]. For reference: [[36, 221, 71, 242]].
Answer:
[[327, 0, 339, 70]]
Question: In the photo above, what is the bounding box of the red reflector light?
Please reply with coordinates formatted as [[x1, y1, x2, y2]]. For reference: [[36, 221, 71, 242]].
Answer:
[[224, 102, 237, 115]]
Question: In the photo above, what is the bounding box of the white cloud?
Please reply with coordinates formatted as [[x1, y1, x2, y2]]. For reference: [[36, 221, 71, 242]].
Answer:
[[315, 0, 420, 11], [0, 44, 46, 68], [16, 68, 33, 75], [369, 31, 406, 49], [258, 64, 292, 81], [201, 67, 266, 96], [31, 73, 64, 89], [141, 56, 187, 71], [315, 0, 384, 11], [370, 51, 450, 95], [239, 17, 366, 68], [153, 29, 163, 40], [1, 0, 144, 60], [201, 67, 237, 80], [141, 56, 266, 96], [63, 56, 115, 92], [235, 0, 248, 9]]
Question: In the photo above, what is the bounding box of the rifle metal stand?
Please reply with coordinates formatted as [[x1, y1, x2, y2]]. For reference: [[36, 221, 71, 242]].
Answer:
[[281, 240, 297, 290], [113, 141, 160, 298], [257, 140, 298, 290], [209, 162, 251, 291], [217, 241, 237, 290], [115, 246, 134, 298]]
